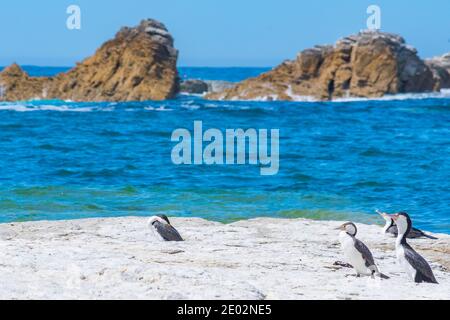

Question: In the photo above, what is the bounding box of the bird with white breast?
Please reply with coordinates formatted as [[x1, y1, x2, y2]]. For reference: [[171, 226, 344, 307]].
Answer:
[[337, 222, 389, 279]]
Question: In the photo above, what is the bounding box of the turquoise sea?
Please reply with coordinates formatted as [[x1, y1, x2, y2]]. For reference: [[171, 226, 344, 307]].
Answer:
[[0, 66, 449, 233]]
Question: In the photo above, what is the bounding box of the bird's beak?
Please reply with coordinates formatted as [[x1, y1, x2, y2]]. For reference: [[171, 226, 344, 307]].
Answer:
[[376, 210, 389, 217], [335, 225, 343, 231]]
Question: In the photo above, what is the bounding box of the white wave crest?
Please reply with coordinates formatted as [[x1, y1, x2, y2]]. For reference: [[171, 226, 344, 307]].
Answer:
[[0, 104, 112, 112], [332, 89, 450, 102], [213, 89, 450, 103], [144, 106, 173, 112], [285, 86, 316, 102]]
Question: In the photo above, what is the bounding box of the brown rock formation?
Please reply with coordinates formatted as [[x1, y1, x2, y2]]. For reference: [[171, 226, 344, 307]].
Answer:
[[0, 64, 52, 101], [0, 19, 179, 102], [206, 31, 439, 101], [426, 53, 450, 90]]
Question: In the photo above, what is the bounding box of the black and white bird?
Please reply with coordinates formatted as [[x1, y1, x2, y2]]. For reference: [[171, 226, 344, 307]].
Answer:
[[148, 215, 184, 242], [390, 212, 438, 284], [376, 210, 437, 239], [337, 222, 389, 279]]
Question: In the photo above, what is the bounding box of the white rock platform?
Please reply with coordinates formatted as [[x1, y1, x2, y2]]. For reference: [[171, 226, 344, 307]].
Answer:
[[0, 217, 449, 300]]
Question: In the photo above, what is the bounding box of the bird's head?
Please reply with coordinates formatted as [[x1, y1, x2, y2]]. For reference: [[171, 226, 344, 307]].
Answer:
[[157, 214, 171, 225], [390, 212, 412, 235], [148, 215, 170, 227], [336, 222, 357, 236]]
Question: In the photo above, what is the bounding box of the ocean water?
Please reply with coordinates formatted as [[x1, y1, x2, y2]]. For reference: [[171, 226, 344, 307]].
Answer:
[[0, 67, 449, 233]]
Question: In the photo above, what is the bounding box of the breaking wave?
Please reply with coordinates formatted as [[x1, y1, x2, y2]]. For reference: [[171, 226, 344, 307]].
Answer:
[[209, 89, 450, 103], [0, 104, 100, 112]]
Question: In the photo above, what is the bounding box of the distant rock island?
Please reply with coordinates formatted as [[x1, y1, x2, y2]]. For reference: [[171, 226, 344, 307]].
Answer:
[[1, 24, 449, 102], [0, 19, 179, 101], [206, 31, 450, 101]]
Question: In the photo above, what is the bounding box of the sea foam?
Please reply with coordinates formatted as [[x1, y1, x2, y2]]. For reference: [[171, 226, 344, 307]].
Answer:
[[0, 104, 113, 112], [210, 89, 450, 103]]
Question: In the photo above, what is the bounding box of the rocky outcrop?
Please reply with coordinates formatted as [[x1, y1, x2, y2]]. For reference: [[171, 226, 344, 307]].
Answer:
[[206, 31, 441, 101], [426, 53, 450, 90], [0, 64, 52, 101], [180, 79, 236, 95], [180, 79, 209, 94], [0, 19, 179, 102]]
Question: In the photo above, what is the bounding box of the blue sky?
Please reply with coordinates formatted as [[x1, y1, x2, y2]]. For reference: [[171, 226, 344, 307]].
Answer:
[[0, 0, 449, 66]]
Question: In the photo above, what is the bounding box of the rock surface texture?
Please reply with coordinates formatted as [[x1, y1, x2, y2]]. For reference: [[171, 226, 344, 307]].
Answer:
[[206, 31, 446, 101], [0, 19, 179, 102], [426, 53, 450, 90], [180, 79, 209, 94], [0, 217, 448, 299], [180, 79, 237, 95]]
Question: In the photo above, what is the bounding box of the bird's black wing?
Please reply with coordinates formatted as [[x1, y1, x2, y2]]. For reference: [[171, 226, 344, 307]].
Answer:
[[353, 238, 375, 267], [154, 221, 184, 241], [408, 228, 427, 239], [403, 244, 438, 283], [409, 228, 438, 239], [388, 225, 437, 239]]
